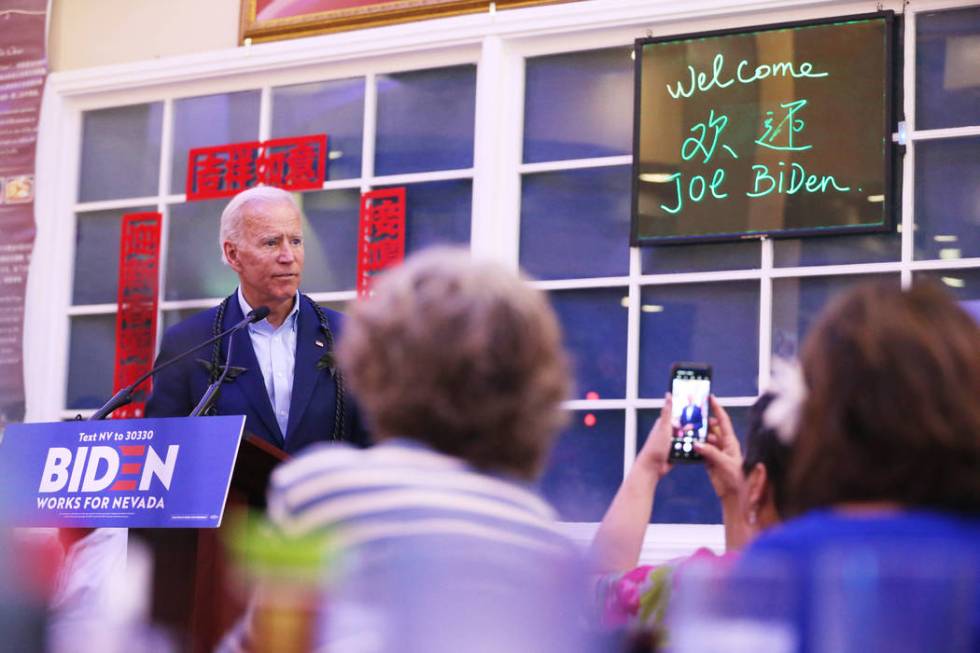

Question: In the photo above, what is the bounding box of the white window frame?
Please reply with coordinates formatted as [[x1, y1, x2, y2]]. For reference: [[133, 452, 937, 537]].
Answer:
[[27, 0, 980, 563]]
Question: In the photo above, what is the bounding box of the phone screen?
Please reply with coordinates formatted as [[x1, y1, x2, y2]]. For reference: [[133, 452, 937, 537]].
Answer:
[[669, 365, 711, 462]]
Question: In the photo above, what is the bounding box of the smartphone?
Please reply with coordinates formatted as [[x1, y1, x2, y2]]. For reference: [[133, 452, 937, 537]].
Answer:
[[668, 362, 712, 463]]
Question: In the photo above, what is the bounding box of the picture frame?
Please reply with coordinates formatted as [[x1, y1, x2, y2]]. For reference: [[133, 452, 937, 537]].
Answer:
[[240, 0, 571, 44]]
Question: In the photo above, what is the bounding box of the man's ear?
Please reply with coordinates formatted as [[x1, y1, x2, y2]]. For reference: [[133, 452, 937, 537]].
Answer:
[[223, 241, 241, 272]]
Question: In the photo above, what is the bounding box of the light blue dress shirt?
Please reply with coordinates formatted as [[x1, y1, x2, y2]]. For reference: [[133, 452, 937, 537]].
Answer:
[[237, 288, 299, 439]]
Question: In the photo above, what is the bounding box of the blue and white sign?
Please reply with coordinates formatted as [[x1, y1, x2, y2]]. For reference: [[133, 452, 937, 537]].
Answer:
[[0, 416, 245, 528]]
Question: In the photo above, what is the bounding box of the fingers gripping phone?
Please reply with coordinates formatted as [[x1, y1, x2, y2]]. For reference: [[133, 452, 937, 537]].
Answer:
[[668, 362, 712, 463]]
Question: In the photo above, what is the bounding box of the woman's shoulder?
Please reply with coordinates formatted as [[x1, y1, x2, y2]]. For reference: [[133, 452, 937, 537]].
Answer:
[[746, 508, 980, 559]]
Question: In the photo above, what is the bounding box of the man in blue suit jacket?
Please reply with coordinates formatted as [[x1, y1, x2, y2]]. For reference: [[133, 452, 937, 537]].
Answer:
[[678, 395, 704, 436], [146, 186, 368, 453]]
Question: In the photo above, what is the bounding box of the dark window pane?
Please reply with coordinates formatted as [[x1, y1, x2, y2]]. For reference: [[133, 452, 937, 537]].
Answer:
[[381, 179, 472, 254], [162, 308, 204, 333], [771, 274, 900, 359], [913, 268, 980, 323], [914, 137, 980, 261], [171, 91, 261, 194], [271, 77, 365, 180], [539, 410, 624, 522], [300, 189, 360, 292], [641, 240, 760, 274], [165, 199, 239, 300], [550, 288, 628, 400], [638, 282, 759, 397], [66, 314, 116, 409], [916, 6, 980, 130], [520, 166, 630, 280], [773, 231, 901, 267], [639, 407, 750, 524], [79, 103, 162, 202], [523, 47, 633, 163], [73, 206, 155, 305], [375, 66, 476, 175]]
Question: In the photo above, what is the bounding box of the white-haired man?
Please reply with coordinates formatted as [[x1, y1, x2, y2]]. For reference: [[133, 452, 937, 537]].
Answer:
[[146, 185, 367, 452]]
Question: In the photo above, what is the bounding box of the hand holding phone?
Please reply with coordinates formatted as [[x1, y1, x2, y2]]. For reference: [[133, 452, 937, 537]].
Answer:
[[668, 362, 712, 463]]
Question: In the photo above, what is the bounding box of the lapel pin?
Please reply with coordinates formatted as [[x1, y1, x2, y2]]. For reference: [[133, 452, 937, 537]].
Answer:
[[315, 340, 325, 348]]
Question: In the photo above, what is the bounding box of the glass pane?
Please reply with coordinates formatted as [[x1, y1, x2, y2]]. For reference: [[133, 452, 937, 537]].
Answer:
[[298, 189, 361, 293], [66, 314, 116, 409], [73, 206, 155, 305], [638, 406, 750, 524], [914, 136, 980, 261], [523, 47, 633, 163], [550, 288, 627, 400], [638, 281, 759, 397], [520, 166, 630, 280], [640, 240, 760, 274], [171, 91, 261, 193], [916, 6, 980, 130], [78, 103, 162, 202], [375, 65, 476, 175], [380, 180, 472, 254], [271, 77, 364, 181], [165, 200, 239, 300], [773, 231, 901, 267], [771, 274, 900, 359], [161, 308, 203, 333], [913, 268, 980, 323], [539, 410, 624, 522]]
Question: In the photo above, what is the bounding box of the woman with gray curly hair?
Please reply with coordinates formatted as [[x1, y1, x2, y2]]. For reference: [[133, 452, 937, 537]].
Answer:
[[240, 247, 592, 653], [337, 246, 570, 479]]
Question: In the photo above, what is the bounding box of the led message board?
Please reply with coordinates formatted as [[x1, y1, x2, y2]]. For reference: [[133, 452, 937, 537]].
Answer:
[[631, 12, 896, 245]]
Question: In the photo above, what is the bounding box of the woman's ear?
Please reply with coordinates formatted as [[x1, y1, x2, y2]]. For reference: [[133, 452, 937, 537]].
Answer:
[[746, 462, 769, 510]]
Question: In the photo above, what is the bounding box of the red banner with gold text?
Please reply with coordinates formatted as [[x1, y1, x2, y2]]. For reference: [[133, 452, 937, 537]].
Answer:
[[356, 187, 406, 297], [111, 212, 162, 419]]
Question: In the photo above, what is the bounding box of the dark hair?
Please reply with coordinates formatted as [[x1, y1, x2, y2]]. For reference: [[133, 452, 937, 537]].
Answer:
[[741, 393, 792, 518], [788, 280, 980, 516], [337, 248, 570, 480]]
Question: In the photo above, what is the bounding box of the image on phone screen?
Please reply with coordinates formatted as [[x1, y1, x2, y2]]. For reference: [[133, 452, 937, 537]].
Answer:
[[669, 366, 711, 462]]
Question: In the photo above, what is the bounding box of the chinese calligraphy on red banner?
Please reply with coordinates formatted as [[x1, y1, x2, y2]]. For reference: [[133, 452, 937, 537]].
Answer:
[[185, 134, 328, 201], [112, 213, 162, 419], [357, 188, 406, 297]]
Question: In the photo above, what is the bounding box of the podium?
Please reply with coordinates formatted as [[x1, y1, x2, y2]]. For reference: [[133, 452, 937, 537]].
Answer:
[[134, 434, 287, 652]]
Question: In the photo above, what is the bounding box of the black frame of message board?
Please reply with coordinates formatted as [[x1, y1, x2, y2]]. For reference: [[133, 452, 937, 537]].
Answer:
[[630, 11, 898, 246]]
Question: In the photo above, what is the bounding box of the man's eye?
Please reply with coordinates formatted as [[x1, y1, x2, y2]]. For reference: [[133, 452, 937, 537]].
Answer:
[[291, 238, 303, 246], [264, 240, 277, 247]]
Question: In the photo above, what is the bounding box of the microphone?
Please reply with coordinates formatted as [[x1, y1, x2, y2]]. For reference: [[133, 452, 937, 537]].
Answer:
[[90, 306, 271, 420]]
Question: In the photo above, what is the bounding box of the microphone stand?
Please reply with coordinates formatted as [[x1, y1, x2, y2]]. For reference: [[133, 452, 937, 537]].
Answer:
[[189, 327, 236, 417], [89, 307, 268, 420]]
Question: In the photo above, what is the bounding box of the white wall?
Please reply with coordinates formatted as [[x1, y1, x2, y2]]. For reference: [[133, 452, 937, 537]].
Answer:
[[49, 0, 240, 72]]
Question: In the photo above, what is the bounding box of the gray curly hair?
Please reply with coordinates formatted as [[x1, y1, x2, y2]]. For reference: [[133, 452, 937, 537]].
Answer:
[[337, 247, 571, 480]]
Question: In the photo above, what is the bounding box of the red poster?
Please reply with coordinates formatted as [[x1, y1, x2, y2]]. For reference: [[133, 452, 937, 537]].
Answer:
[[0, 0, 47, 431], [112, 213, 162, 419], [186, 133, 327, 201], [356, 187, 406, 297]]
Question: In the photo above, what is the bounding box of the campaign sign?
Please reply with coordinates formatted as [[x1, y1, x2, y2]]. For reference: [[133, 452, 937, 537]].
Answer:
[[0, 416, 245, 528]]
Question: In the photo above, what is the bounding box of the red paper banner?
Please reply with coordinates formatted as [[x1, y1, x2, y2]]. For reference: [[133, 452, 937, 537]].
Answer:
[[112, 212, 162, 419], [0, 0, 47, 431], [356, 187, 406, 297], [186, 133, 328, 201]]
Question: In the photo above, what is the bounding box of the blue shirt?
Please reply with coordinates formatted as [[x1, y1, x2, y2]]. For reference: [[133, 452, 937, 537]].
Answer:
[[735, 509, 980, 653], [237, 288, 299, 438]]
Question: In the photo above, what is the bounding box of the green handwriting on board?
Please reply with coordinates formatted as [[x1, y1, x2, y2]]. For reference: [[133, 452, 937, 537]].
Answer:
[[665, 53, 829, 100], [634, 15, 890, 242], [659, 63, 850, 216]]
